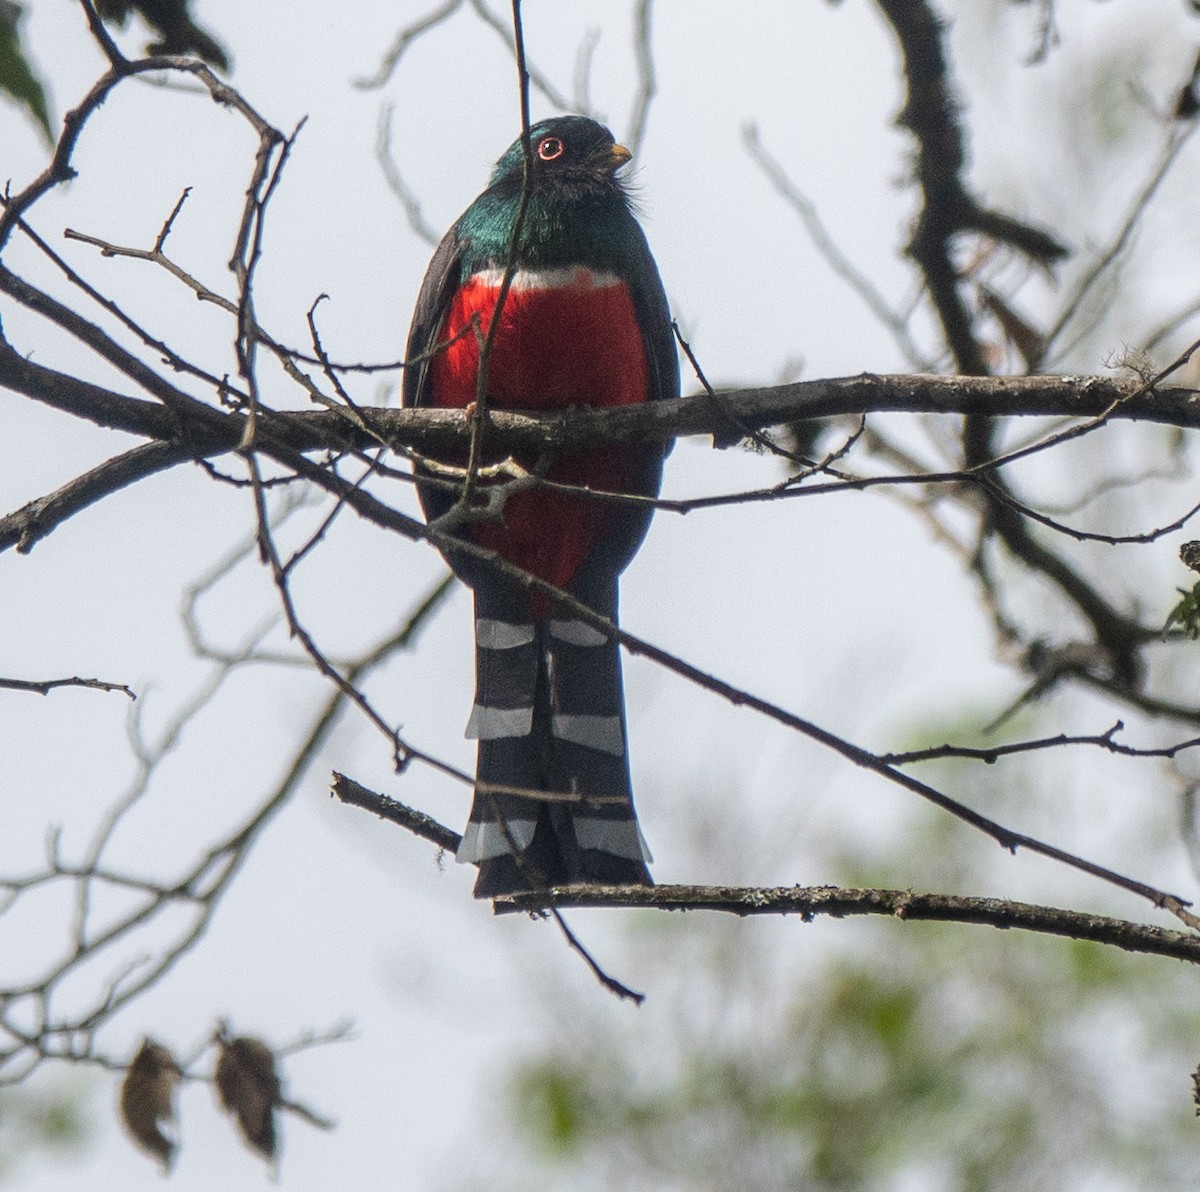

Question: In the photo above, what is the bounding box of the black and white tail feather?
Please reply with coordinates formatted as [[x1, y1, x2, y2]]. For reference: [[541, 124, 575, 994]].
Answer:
[[458, 579, 652, 898]]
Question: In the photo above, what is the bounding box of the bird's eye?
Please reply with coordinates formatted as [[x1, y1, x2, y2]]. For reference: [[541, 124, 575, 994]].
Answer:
[[537, 136, 565, 162]]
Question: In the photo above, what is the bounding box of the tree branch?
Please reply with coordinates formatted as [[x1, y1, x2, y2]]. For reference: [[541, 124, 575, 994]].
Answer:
[[203, 374, 1200, 454], [0, 441, 190, 554], [331, 765, 1200, 970], [11, 358, 1197, 457], [0, 675, 136, 698], [494, 884, 1200, 965]]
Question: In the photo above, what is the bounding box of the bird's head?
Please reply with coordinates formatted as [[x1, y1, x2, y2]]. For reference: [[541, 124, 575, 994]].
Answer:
[[489, 115, 632, 193]]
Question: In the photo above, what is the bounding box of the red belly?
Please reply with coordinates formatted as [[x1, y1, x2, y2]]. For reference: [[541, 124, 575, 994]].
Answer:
[[428, 268, 650, 597]]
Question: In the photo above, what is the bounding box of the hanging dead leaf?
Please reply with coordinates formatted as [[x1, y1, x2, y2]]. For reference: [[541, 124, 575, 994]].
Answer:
[[214, 1032, 281, 1162], [119, 1038, 182, 1171], [1174, 49, 1200, 120], [977, 285, 1047, 371]]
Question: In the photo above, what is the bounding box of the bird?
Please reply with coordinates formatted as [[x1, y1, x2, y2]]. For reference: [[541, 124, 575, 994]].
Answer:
[[403, 115, 677, 898]]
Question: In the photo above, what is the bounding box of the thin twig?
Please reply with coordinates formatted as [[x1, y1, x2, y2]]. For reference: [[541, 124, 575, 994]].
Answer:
[[624, 0, 657, 156], [1045, 123, 1200, 361], [549, 908, 645, 1004], [742, 122, 932, 369], [0, 676, 135, 698]]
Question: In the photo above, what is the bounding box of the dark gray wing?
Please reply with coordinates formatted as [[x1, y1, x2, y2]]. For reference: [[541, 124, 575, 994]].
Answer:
[[403, 227, 466, 526], [621, 212, 680, 412], [403, 226, 463, 412]]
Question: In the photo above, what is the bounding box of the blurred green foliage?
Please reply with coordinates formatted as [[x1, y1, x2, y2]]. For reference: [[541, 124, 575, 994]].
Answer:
[[0, 1, 50, 144], [0, 1083, 92, 1184], [0, 0, 231, 149], [504, 893, 1200, 1191], [1164, 582, 1200, 641]]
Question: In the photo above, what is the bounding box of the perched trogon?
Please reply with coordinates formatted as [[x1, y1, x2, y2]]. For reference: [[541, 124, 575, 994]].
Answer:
[[403, 115, 677, 898]]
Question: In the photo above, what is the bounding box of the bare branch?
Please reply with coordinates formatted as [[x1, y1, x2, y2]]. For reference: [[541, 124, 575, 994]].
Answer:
[[880, 722, 1200, 767], [354, 0, 466, 90], [0, 675, 135, 698], [0, 441, 191, 554], [329, 775, 641, 1004], [624, 0, 657, 156], [374, 104, 443, 247], [0, 553, 452, 1085], [493, 884, 1200, 965], [742, 122, 932, 369], [467, 0, 572, 112], [548, 907, 644, 1005], [331, 773, 460, 853], [1046, 122, 1200, 362]]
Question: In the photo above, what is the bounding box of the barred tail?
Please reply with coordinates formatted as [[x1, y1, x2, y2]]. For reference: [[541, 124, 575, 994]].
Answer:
[[455, 584, 652, 898]]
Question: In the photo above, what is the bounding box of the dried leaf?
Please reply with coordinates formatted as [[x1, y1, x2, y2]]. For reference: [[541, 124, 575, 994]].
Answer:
[[1173, 49, 1200, 121], [215, 1033, 280, 1162], [977, 285, 1047, 371], [119, 1038, 181, 1171]]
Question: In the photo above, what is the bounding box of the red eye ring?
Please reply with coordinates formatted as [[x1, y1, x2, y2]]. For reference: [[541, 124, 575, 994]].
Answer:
[[537, 136, 565, 162]]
